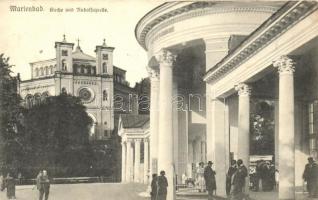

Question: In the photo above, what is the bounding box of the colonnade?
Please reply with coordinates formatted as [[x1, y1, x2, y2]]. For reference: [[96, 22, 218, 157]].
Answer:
[[210, 55, 296, 199], [121, 138, 150, 184]]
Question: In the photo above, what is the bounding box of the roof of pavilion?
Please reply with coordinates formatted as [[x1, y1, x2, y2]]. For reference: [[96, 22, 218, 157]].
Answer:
[[120, 114, 149, 129], [203, 1, 318, 84]]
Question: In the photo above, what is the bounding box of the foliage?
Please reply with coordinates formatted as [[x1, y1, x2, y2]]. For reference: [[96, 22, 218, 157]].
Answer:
[[0, 54, 23, 176], [21, 94, 94, 178], [250, 100, 275, 155]]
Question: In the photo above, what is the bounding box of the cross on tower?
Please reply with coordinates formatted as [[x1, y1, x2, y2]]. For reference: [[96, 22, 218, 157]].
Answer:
[[103, 38, 106, 46], [77, 38, 80, 46], [63, 34, 66, 42]]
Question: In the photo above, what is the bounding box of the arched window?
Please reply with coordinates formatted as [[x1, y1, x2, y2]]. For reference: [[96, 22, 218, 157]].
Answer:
[[92, 67, 96, 75], [45, 66, 49, 75], [80, 65, 85, 74], [87, 65, 92, 75], [40, 67, 44, 76], [103, 90, 108, 101], [25, 94, 33, 108], [41, 92, 49, 102], [102, 63, 107, 73], [62, 60, 67, 71], [35, 68, 39, 77], [73, 64, 79, 73], [34, 93, 41, 106], [50, 65, 53, 74]]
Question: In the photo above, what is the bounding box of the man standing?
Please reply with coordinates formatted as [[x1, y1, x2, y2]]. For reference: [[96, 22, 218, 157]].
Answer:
[[303, 157, 318, 197], [230, 159, 248, 200], [150, 173, 158, 200], [37, 170, 50, 200], [226, 160, 237, 197], [204, 161, 216, 200], [157, 171, 168, 200]]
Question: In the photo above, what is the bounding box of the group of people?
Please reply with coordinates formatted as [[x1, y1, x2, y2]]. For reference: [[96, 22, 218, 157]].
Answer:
[[150, 170, 168, 200], [303, 157, 318, 198], [250, 160, 277, 192], [36, 170, 50, 200], [0, 172, 16, 199], [225, 159, 248, 200], [150, 159, 248, 200], [0, 170, 50, 200]]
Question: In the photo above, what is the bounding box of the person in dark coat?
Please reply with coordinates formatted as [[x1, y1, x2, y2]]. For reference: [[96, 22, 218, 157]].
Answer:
[[150, 173, 158, 200], [204, 161, 216, 200], [5, 172, 16, 199], [157, 171, 168, 200], [230, 159, 248, 200], [40, 170, 50, 200], [303, 157, 318, 197], [226, 160, 237, 197]]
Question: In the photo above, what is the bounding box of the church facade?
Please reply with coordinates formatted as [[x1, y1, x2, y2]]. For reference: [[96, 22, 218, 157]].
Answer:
[[19, 36, 136, 141]]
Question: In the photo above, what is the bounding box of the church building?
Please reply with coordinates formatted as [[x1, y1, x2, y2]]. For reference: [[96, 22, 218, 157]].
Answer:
[[18, 36, 138, 141]]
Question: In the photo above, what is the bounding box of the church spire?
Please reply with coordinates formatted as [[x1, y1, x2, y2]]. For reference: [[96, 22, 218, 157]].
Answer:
[[62, 34, 67, 42], [75, 37, 83, 52], [103, 38, 107, 46]]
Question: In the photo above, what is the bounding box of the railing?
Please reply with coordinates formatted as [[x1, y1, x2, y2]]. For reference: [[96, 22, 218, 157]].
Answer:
[[18, 176, 117, 185]]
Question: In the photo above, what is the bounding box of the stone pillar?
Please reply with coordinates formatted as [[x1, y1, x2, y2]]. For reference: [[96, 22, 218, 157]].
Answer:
[[134, 139, 141, 183], [144, 138, 149, 184], [126, 139, 133, 182], [273, 55, 295, 200], [201, 141, 206, 163], [187, 141, 194, 178], [235, 83, 251, 195], [210, 97, 228, 197], [121, 141, 126, 182], [148, 68, 160, 176], [157, 49, 176, 200]]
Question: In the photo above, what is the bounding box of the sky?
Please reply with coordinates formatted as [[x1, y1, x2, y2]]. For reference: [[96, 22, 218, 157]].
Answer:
[[0, 0, 163, 85]]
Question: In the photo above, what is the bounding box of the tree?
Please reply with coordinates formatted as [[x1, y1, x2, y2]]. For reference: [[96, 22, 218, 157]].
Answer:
[[250, 100, 275, 155], [0, 54, 23, 175], [22, 93, 94, 178]]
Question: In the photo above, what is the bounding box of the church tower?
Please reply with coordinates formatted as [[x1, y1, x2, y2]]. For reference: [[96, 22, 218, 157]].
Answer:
[[55, 35, 74, 73], [95, 39, 114, 75]]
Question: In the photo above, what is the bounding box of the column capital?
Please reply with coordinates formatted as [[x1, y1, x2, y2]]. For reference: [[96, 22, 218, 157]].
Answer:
[[273, 55, 295, 75], [126, 138, 133, 143], [235, 83, 251, 96], [156, 49, 176, 67], [143, 138, 149, 143], [134, 138, 142, 143], [147, 67, 159, 81]]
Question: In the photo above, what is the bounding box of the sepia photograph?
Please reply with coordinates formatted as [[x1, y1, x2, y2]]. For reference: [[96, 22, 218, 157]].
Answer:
[[0, 0, 318, 200]]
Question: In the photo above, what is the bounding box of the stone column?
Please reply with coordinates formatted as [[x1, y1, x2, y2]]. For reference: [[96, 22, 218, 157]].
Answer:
[[126, 139, 133, 182], [157, 49, 176, 200], [144, 138, 149, 184], [121, 141, 126, 182], [134, 139, 141, 183], [210, 97, 228, 197], [187, 141, 194, 178], [148, 68, 160, 176], [235, 83, 251, 195], [273, 55, 295, 200], [201, 141, 206, 163]]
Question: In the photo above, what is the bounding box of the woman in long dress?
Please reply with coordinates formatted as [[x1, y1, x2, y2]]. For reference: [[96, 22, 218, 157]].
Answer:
[[197, 162, 205, 192]]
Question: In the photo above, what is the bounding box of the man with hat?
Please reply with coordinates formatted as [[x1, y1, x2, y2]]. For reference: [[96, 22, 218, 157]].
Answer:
[[157, 170, 168, 200], [303, 157, 318, 197], [204, 161, 216, 200]]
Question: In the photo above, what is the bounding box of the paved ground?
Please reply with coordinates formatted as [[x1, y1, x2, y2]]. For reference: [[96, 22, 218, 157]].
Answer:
[[1, 183, 317, 200], [0, 183, 148, 200]]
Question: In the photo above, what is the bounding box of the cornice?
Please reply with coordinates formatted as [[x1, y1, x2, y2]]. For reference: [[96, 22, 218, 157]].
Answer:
[[136, 2, 279, 50], [203, 1, 318, 84]]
